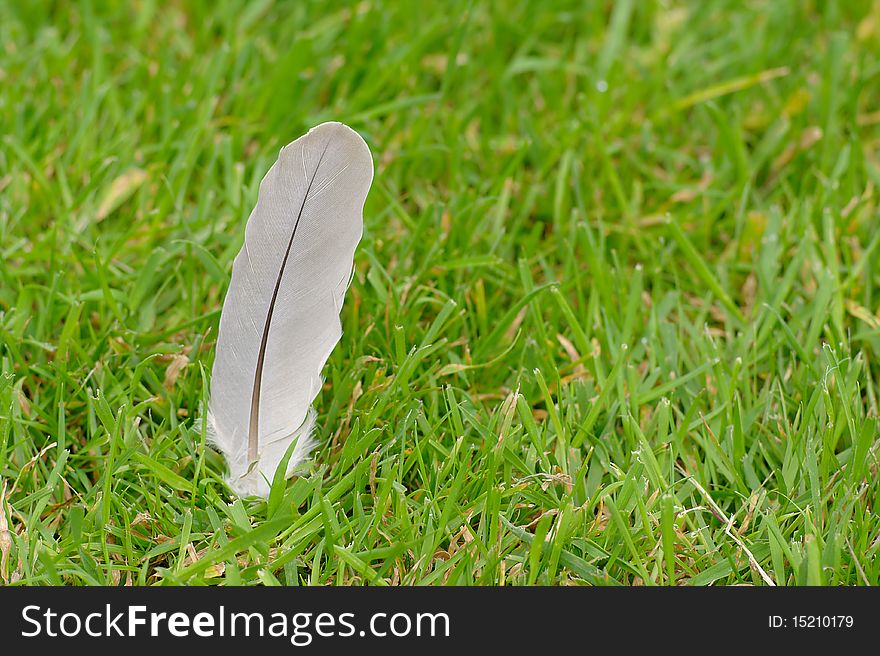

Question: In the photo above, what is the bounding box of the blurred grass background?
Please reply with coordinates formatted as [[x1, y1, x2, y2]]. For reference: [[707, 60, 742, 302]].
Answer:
[[1, 0, 879, 585]]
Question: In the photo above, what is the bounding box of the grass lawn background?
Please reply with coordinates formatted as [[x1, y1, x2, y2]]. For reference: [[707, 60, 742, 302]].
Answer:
[[1, 0, 879, 586]]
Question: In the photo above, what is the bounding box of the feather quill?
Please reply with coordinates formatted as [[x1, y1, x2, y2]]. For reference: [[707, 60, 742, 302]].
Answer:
[[207, 122, 373, 497]]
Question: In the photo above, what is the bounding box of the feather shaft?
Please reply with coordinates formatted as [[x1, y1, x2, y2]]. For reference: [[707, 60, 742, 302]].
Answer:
[[247, 141, 331, 466]]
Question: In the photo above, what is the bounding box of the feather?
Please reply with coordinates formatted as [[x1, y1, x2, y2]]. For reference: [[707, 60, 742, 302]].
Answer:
[[207, 122, 373, 497]]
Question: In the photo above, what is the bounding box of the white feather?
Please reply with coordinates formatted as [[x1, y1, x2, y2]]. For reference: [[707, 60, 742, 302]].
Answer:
[[207, 122, 373, 497]]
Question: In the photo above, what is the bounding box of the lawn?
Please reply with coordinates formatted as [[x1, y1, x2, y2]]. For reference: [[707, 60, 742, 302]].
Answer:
[[1, 0, 879, 586]]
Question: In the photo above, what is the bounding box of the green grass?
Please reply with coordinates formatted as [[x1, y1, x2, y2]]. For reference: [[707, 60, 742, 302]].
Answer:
[[1, 0, 879, 586]]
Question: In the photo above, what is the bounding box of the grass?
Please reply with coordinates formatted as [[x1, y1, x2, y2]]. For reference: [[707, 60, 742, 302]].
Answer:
[[1, 0, 879, 586]]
